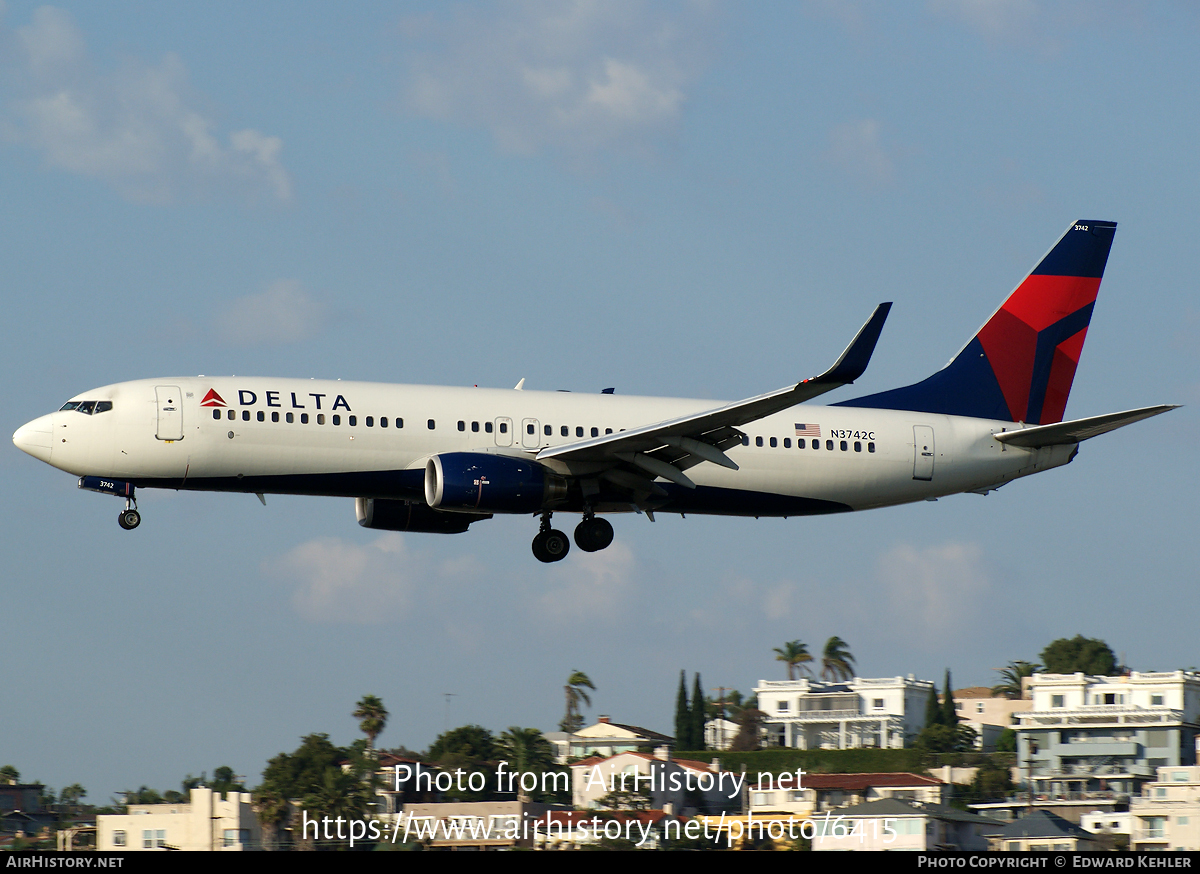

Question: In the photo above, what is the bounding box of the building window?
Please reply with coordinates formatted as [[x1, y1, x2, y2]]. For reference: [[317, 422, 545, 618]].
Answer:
[[112, 831, 125, 847], [873, 698, 884, 710], [777, 700, 789, 712], [977, 702, 985, 713], [1052, 695, 1065, 708], [1152, 694, 1164, 707]]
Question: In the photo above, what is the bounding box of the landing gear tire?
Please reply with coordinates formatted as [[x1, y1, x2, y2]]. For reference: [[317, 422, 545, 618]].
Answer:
[[532, 529, 570, 563], [574, 517, 614, 552], [118, 509, 141, 530]]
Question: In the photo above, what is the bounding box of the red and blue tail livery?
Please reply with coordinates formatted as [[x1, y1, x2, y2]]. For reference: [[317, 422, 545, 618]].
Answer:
[[844, 220, 1116, 425]]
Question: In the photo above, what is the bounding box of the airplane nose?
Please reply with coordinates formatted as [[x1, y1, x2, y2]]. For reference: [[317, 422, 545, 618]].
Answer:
[[13, 415, 54, 463]]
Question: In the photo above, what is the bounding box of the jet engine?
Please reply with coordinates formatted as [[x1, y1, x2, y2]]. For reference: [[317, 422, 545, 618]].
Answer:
[[355, 497, 489, 534], [424, 452, 568, 514]]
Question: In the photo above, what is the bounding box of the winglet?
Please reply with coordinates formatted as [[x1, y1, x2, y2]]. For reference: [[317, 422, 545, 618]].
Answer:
[[809, 302, 892, 386]]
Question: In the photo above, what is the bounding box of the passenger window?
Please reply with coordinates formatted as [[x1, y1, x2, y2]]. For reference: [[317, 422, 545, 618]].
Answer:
[[605, 428, 612, 434], [396, 418, 404, 428], [868, 442, 875, 453], [485, 422, 493, 433], [228, 410, 235, 420], [544, 425, 551, 436], [243, 410, 250, 422], [561, 425, 569, 437], [499, 422, 507, 433], [271, 412, 279, 423], [333, 415, 341, 425], [349, 416, 356, 426], [213, 409, 221, 420], [854, 441, 861, 452], [591, 427, 599, 437], [458, 421, 466, 432], [257, 411, 265, 422], [366, 417, 374, 427], [302, 413, 309, 424], [380, 417, 388, 428], [756, 436, 763, 447], [826, 440, 834, 451], [840, 440, 847, 451], [812, 439, 820, 450], [576, 427, 584, 437], [527, 423, 535, 435], [317, 414, 325, 425], [471, 421, 479, 432], [428, 419, 436, 430], [770, 437, 777, 448], [742, 436, 749, 446], [784, 438, 791, 448], [287, 413, 294, 423]]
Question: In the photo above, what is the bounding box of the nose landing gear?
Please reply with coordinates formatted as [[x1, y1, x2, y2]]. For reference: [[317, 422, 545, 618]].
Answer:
[[118, 496, 141, 530], [532, 512, 570, 563]]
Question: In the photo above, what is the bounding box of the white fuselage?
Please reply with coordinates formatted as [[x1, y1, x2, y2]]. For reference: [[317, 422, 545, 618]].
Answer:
[[14, 376, 1076, 518]]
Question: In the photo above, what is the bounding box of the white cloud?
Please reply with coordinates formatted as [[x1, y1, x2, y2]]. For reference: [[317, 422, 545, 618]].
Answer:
[[825, 118, 896, 188], [876, 542, 991, 644], [268, 533, 486, 625], [2, 6, 291, 203], [535, 541, 637, 621], [216, 280, 324, 346], [927, 0, 1039, 39], [399, 0, 717, 161]]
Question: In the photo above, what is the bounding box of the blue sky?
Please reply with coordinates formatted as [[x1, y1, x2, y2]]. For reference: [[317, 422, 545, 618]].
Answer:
[[2, 1, 1197, 802]]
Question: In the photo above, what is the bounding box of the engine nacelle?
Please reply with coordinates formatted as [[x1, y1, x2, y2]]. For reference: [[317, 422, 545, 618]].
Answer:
[[355, 497, 489, 534], [425, 452, 568, 514]]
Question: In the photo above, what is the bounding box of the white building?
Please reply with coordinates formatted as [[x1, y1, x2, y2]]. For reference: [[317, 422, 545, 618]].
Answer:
[[569, 750, 738, 815], [1016, 671, 1200, 798], [754, 676, 934, 749], [564, 716, 675, 760], [1129, 764, 1200, 850], [96, 787, 260, 851]]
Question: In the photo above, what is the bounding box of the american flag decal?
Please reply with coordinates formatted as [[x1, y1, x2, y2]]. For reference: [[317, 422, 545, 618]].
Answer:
[[794, 423, 821, 437]]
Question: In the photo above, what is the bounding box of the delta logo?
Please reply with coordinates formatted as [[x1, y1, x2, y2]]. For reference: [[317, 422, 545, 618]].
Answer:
[[200, 389, 227, 408]]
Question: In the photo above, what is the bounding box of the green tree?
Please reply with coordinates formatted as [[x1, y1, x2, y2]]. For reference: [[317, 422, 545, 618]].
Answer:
[[674, 671, 692, 749], [729, 708, 766, 752], [560, 671, 595, 733], [941, 670, 957, 727], [995, 728, 1017, 752], [821, 636, 856, 681], [1040, 636, 1119, 675], [427, 725, 499, 801], [59, 784, 87, 807], [992, 660, 1040, 699], [773, 640, 813, 680], [353, 695, 389, 752], [690, 673, 706, 752], [0, 765, 19, 784]]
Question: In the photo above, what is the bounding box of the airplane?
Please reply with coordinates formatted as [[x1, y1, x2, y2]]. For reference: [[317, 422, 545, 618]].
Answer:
[[13, 219, 1177, 563]]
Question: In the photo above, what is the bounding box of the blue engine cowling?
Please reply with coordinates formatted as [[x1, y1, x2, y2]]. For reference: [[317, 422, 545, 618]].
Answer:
[[425, 453, 568, 514], [355, 497, 490, 534]]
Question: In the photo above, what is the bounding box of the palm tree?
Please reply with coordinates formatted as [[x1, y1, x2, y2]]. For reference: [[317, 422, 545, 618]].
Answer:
[[992, 660, 1040, 699], [353, 695, 389, 752], [498, 727, 555, 784], [773, 640, 813, 680], [560, 671, 595, 733], [821, 636, 856, 681]]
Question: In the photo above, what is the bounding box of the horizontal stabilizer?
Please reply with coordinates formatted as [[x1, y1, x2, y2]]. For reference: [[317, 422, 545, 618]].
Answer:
[[993, 405, 1179, 448]]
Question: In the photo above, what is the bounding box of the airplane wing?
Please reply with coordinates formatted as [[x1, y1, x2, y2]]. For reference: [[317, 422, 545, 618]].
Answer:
[[992, 405, 1179, 448], [536, 303, 892, 490]]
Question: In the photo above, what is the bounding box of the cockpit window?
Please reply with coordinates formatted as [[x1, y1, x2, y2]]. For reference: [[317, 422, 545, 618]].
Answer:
[[76, 401, 96, 415], [95, 401, 113, 414], [64, 400, 111, 414], [60, 402, 80, 411]]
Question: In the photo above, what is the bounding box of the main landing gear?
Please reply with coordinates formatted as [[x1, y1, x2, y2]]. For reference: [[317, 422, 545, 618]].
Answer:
[[531, 511, 615, 563], [118, 496, 141, 530], [532, 512, 570, 563]]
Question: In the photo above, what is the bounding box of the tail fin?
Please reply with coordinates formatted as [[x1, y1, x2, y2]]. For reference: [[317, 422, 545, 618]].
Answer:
[[842, 220, 1116, 424]]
